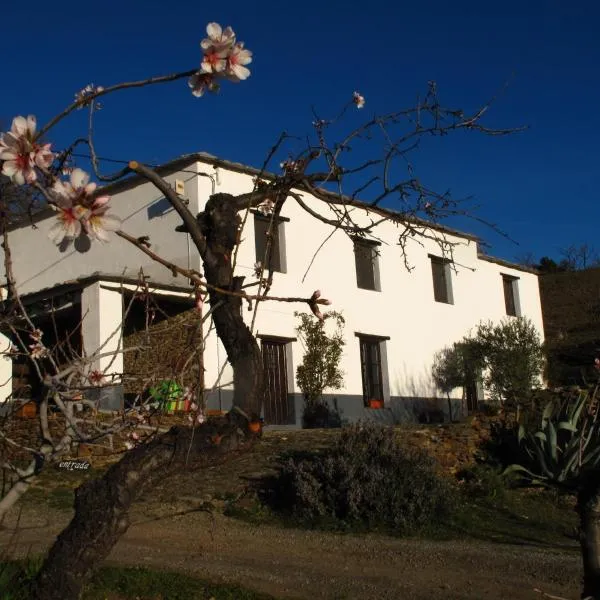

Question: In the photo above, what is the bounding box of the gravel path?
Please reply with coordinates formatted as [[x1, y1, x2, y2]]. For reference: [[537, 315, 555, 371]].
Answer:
[[0, 506, 582, 599]]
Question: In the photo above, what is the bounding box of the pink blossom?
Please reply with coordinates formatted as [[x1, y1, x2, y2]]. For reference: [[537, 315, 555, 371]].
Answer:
[[201, 23, 236, 52], [85, 196, 121, 243], [130, 431, 140, 441], [48, 204, 89, 245], [74, 83, 105, 109], [226, 43, 252, 81], [311, 290, 322, 300], [190, 402, 198, 412], [196, 412, 206, 425], [353, 91, 365, 109], [188, 72, 220, 97], [49, 169, 120, 244], [192, 23, 252, 96], [29, 343, 47, 359], [29, 329, 43, 342], [201, 47, 229, 74], [88, 370, 105, 386], [0, 116, 54, 185]]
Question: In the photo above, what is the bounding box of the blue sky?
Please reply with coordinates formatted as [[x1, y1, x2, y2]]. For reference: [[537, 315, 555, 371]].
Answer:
[[3, 0, 599, 264]]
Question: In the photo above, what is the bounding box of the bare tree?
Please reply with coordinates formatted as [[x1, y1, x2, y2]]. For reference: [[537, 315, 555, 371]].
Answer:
[[0, 22, 526, 599]]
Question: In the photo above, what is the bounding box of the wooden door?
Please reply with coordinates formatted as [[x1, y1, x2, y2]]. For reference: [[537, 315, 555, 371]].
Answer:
[[261, 339, 290, 425]]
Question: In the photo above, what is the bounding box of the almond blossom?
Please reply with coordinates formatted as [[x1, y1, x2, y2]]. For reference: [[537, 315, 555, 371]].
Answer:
[[29, 342, 48, 359], [353, 91, 365, 109], [188, 73, 220, 97], [190, 22, 252, 96], [74, 83, 105, 109], [88, 370, 105, 386], [201, 22, 236, 51], [49, 168, 121, 245], [85, 197, 121, 243], [308, 289, 332, 321], [0, 116, 54, 185], [226, 43, 252, 81]]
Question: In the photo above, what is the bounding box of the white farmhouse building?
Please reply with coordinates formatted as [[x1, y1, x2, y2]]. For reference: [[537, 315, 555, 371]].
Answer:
[[0, 153, 543, 426]]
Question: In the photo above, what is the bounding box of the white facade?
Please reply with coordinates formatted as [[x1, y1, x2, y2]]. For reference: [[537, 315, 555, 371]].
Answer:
[[0, 154, 544, 424]]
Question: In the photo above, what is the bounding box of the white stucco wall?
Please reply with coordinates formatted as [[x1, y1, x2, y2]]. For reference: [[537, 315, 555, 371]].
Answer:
[[0, 333, 12, 405], [198, 164, 544, 406], [0, 157, 544, 420], [81, 283, 124, 379], [1, 167, 202, 296]]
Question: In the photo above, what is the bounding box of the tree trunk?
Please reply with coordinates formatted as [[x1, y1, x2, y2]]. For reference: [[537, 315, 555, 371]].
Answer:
[[31, 192, 265, 599], [30, 421, 256, 599], [196, 193, 264, 420], [446, 393, 454, 423], [577, 471, 600, 599]]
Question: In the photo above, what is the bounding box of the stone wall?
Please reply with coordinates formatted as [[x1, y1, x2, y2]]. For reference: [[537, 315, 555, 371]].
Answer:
[[122, 308, 203, 396]]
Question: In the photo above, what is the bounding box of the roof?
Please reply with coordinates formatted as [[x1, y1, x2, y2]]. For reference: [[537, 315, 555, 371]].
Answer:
[[476, 254, 539, 275], [120, 152, 483, 243], [8, 152, 537, 275], [8, 151, 479, 243], [14, 273, 194, 307]]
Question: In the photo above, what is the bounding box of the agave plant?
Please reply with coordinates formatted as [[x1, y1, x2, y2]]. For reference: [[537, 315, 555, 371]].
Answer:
[[506, 387, 600, 488], [506, 385, 600, 599]]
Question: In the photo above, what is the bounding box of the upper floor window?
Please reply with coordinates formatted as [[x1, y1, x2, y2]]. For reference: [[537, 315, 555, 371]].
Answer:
[[354, 239, 381, 291], [254, 213, 287, 273], [502, 274, 520, 316], [429, 255, 453, 304]]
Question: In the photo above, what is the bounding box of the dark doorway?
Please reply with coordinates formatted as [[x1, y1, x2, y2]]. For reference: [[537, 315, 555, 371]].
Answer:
[[261, 339, 290, 425]]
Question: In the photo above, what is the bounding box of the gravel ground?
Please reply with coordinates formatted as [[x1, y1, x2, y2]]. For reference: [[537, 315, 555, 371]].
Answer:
[[0, 505, 582, 600]]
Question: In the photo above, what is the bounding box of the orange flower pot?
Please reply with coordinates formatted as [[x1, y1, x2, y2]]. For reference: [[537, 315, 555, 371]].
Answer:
[[368, 399, 384, 409], [248, 420, 262, 434], [16, 401, 37, 418]]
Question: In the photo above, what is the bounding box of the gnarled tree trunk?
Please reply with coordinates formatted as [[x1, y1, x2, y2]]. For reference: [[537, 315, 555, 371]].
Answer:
[[30, 191, 265, 599], [577, 471, 600, 600]]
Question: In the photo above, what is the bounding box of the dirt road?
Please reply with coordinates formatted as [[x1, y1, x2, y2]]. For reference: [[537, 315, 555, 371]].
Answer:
[[0, 505, 581, 599]]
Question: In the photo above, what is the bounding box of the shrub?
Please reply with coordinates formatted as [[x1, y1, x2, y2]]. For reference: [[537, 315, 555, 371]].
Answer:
[[265, 424, 457, 534], [302, 400, 341, 429], [295, 311, 345, 427], [475, 317, 544, 410], [456, 464, 518, 501]]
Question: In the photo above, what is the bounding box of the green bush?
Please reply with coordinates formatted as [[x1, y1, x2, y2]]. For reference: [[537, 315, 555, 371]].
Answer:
[[456, 464, 518, 501], [302, 400, 341, 428], [264, 423, 457, 534]]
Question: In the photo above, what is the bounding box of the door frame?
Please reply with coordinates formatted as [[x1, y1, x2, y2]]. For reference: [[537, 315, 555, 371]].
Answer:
[[258, 334, 295, 425]]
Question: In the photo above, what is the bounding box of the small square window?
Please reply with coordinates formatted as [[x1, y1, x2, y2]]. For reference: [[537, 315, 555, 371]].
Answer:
[[254, 215, 286, 273], [354, 239, 380, 291], [502, 275, 520, 316], [429, 255, 453, 304]]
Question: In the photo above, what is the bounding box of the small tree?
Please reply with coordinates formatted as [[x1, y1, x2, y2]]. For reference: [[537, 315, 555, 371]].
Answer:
[[432, 340, 485, 421], [474, 317, 544, 416], [431, 345, 465, 422], [295, 310, 345, 424]]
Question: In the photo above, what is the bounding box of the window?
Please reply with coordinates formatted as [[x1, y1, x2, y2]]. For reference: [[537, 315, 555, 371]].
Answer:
[[429, 255, 453, 304], [502, 274, 520, 316], [358, 336, 384, 406], [354, 239, 380, 291], [254, 214, 286, 273]]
